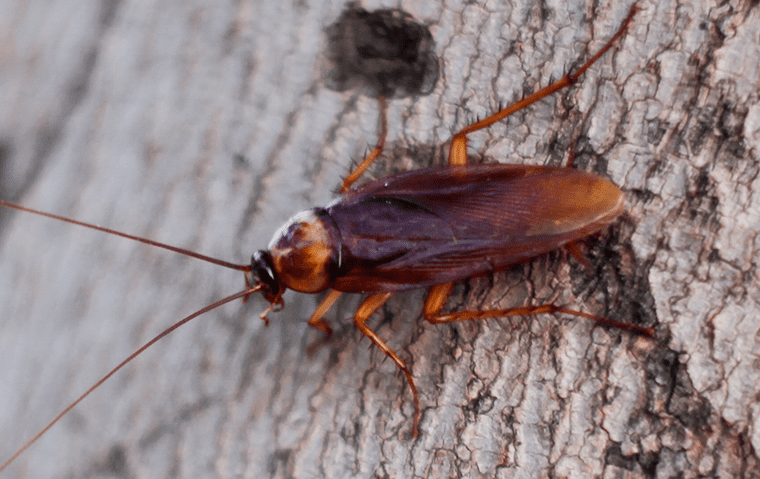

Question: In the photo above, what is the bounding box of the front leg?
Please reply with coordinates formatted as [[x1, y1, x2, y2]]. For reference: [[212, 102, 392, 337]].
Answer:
[[307, 289, 343, 337]]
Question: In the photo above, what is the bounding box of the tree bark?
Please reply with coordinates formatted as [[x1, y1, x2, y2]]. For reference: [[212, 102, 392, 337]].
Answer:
[[0, 0, 758, 478]]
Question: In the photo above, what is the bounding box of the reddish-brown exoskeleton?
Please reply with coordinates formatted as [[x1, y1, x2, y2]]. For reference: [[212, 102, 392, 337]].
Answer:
[[0, 4, 649, 472]]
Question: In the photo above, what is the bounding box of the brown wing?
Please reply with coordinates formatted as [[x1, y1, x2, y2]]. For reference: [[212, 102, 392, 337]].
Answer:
[[325, 164, 623, 293]]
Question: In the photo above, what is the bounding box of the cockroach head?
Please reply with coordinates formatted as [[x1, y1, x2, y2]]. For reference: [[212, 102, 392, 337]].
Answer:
[[248, 250, 282, 304]]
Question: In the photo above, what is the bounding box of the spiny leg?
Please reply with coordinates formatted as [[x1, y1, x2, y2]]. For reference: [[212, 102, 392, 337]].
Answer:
[[448, 5, 638, 165], [340, 96, 388, 192], [352, 292, 424, 435], [424, 282, 654, 336]]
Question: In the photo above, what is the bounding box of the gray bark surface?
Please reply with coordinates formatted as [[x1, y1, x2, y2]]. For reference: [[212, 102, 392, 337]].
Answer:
[[0, 0, 758, 477]]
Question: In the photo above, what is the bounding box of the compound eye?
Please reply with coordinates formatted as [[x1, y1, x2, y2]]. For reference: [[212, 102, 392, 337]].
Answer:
[[249, 251, 281, 301]]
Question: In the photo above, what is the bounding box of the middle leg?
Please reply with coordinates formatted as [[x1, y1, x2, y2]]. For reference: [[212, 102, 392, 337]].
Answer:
[[352, 292, 424, 435]]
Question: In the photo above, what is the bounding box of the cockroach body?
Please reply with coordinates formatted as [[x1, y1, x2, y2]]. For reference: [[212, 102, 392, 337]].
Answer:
[[247, 159, 644, 436], [256, 164, 624, 299], [0, 3, 650, 471]]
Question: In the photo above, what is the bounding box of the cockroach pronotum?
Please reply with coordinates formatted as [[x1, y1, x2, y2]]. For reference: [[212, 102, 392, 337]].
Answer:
[[0, 3, 652, 472]]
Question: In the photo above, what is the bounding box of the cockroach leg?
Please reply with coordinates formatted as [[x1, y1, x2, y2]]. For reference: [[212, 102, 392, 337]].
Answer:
[[307, 289, 343, 337], [448, 4, 638, 166], [340, 96, 389, 192], [566, 137, 577, 168], [257, 292, 285, 326], [423, 282, 654, 336], [351, 292, 423, 434], [564, 240, 592, 268]]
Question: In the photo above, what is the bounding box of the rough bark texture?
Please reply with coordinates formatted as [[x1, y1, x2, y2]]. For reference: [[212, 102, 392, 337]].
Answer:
[[0, 0, 758, 478]]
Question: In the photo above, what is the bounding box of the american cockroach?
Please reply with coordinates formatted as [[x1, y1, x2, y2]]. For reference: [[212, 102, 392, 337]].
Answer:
[[0, 3, 651, 472]]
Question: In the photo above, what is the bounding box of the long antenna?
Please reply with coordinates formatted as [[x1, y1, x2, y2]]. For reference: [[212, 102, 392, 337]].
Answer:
[[0, 285, 262, 473], [0, 200, 251, 273]]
